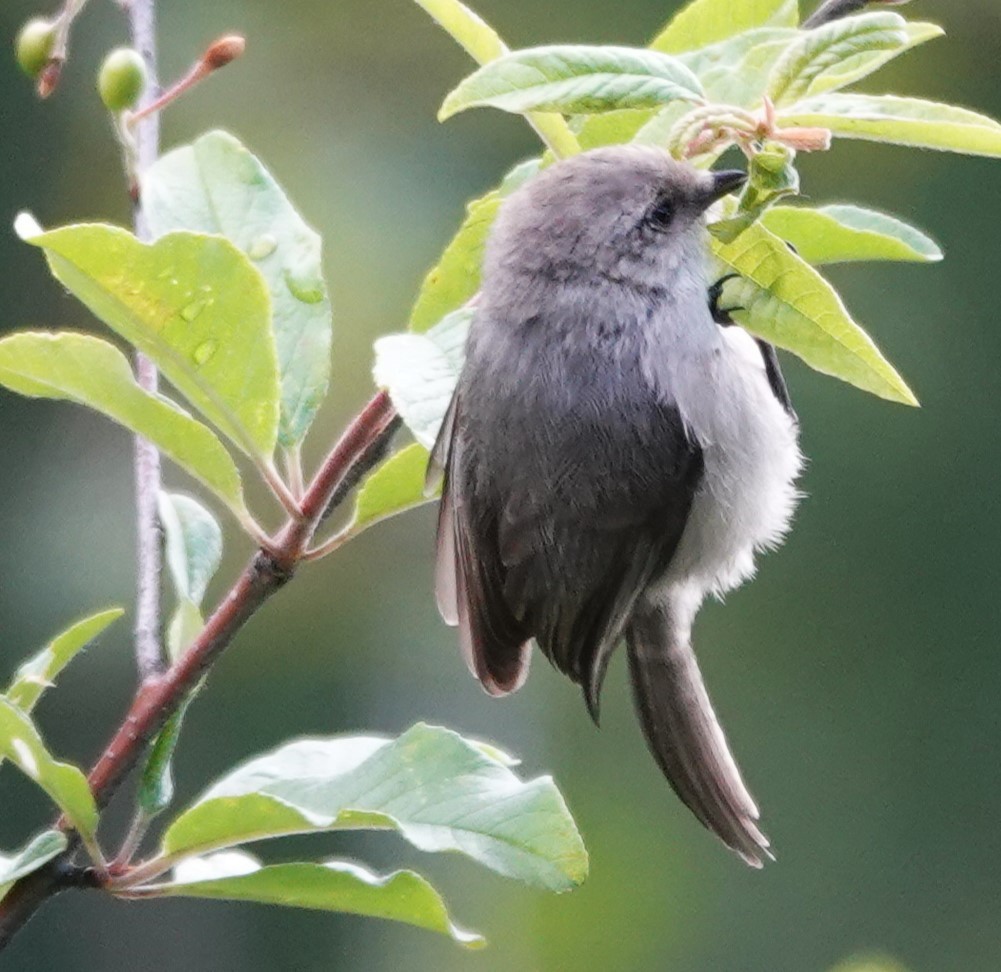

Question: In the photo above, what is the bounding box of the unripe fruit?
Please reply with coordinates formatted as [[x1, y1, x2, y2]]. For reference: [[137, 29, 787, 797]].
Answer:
[[98, 47, 147, 112], [15, 18, 56, 79]]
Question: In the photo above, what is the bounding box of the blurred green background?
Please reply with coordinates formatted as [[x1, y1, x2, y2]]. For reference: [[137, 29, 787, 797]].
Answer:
[[1, 0, 1000, 969]]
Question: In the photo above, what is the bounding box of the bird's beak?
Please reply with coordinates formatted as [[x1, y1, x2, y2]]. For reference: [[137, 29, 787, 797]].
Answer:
[[700, 169, 747, 209]]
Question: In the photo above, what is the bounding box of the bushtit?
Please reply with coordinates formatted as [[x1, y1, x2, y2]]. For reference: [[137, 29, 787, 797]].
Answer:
[[431, 146, 802, 867]]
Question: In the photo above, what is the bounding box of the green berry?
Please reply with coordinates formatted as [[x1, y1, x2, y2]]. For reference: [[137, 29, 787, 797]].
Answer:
[[97, 47, 147, 112], [15, 18, 56, 79]]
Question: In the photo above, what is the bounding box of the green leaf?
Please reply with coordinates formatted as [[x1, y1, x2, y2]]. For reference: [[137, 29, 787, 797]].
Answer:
[[777, 94, 1001, 156], [651, 0, 798, 54], [439, 46, 705, 120], [158, 492, 223, 607], [710, 213, 917, 405], [16, 215, 280, 460], [0, 831, 68, 895], [498, 157, 545, 194], [0, 332, 251, 525], [0, 699, 98, 840], [147, 490, 216, 811], [409, 192, 499, 333], [574, 109, 657, 149], [160, 723, 588, 892], [761, 204, 943, 264], [791, 20, 943, 103], [142, 852, 484, 948], [677, 28, 798, 106], [373, 308, 469, 449], [766, 13, 910, 106], [411, 0, 580, 157], [5, 608, 123, 714], [408, 154, 553, 333], [351, 443, 435, 534], [138, 698, 193, 818], [143, 131, 333, 448], [166, 600, 204, 663]]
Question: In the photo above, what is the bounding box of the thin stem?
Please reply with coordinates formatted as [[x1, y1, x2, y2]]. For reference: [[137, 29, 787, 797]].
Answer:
[[106, 852, 174, 891], [0, 392, 398, 948], [526, 115, 581, 159], [284, 447, 306, 500], [302, 526, 353, 562], [111, 810, 152, 870], [261, 461, 305, 520], [127, 62, 209, 127], [129, 1, 164, 686], [37, 0, 89, 97]]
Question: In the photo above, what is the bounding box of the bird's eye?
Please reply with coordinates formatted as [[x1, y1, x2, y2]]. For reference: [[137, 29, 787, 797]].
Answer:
[[647, 195, 674, 232]]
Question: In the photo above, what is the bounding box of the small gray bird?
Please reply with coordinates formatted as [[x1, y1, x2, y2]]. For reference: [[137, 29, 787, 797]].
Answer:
[[430, 145, 802, 867]]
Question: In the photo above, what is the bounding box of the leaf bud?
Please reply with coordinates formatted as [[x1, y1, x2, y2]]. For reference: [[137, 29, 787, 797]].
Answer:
[[203, 35, 246, 71]]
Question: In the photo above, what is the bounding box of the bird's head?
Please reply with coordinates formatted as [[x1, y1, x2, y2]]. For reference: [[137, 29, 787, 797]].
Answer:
[[484, 145, 745, 294]]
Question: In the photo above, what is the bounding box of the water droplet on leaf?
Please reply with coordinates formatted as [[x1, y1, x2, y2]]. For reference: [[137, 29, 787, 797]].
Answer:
[[193, 341, 217, 365], [248, 235, 278, 260], [181, 298, 211, 322], [284, 268, 325, 304]]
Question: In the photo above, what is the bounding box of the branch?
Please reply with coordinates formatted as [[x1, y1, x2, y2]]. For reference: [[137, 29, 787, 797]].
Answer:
[[802, 0, 910, 30], [319, 414, 402, 523], [129, 0, 164, 684], [0, 392, 399, 948]]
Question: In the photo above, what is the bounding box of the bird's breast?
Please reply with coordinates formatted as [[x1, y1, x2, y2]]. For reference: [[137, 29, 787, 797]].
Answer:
[[661, 325, 803, 599]]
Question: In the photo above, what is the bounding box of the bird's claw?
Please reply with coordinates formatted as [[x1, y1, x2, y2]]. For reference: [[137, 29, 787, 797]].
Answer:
[[708, 273, 743, 325]]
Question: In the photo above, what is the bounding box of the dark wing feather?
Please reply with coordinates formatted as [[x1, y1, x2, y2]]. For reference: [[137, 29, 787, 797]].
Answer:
[[433, 351, 702, 714], [501, 471, 699, 721], [433, 392, 532, 694], [754, 339, 796, 419]]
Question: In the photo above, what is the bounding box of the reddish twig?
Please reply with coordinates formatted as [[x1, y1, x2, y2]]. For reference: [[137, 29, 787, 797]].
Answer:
[[127, 35, 244, 129], [0, 391, 398, 947]]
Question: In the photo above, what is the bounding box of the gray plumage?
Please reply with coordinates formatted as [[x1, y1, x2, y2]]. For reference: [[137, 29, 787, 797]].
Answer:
[[431, 146, 802, 867]]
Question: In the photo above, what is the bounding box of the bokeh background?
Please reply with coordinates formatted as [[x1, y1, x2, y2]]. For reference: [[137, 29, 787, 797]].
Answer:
[[1, 0, 999, 969]]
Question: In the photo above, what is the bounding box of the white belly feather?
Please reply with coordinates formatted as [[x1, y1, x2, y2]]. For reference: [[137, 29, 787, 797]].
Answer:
[[664, 326, 803, 611]]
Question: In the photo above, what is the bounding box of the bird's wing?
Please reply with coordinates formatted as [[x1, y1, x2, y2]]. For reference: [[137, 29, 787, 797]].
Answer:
[[754, 339, 796, 418], [433, 379, 702, 714], [432, 391, 533, 694], [500, 422, 704, 716]]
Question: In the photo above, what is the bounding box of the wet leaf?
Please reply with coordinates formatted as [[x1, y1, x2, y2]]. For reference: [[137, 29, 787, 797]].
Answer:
[[16, 215, 280, 460], [143, 131, 333, 447]]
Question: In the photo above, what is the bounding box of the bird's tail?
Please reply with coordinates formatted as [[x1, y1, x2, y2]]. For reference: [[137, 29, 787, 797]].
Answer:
[[625, 597, 772, 867]]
